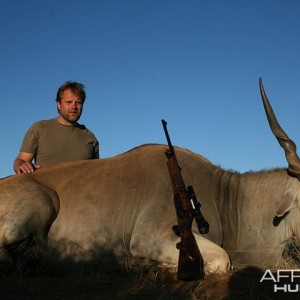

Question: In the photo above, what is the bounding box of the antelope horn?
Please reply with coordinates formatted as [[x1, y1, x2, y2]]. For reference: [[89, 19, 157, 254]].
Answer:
[[259, 78, 300, 179]]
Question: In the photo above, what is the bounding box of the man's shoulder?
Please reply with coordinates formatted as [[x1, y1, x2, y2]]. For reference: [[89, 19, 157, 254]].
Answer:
[[29, 119, 57, 130], [76, 123, 95, 135], [31, 118, 56, 126], [76, 123, 98, 142], [76, 123, 87, 130]]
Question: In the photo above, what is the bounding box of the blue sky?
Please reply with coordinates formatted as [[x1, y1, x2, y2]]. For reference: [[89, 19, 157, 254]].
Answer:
[[1, 0, 300, 178]]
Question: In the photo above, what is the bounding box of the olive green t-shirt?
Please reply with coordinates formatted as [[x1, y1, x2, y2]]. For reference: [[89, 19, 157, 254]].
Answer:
[[20, 118, 99, 167]]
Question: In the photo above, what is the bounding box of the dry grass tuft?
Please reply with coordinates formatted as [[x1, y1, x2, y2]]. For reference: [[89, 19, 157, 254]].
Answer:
[[276, 236, 300, 269]]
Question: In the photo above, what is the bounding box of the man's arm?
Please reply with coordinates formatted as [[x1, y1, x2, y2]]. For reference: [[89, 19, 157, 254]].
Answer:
[[13, 152, 40, 174]]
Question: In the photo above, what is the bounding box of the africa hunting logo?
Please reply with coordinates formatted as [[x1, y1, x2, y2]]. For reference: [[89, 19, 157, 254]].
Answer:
[[260, 269, 300, 293]]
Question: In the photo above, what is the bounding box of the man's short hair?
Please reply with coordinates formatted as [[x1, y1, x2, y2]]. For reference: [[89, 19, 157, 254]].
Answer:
[[56, 81, 86, 103]]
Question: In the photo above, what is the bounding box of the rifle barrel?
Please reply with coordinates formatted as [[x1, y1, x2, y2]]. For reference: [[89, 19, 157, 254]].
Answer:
[[161, 119, 174, 153]]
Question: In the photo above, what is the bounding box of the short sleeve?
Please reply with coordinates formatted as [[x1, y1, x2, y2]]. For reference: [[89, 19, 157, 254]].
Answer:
[[93, 139, 100, 158], [20, 122, 40, 156]]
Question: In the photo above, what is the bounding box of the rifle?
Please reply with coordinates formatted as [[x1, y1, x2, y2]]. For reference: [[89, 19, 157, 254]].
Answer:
[[161, 119, 209, 281]]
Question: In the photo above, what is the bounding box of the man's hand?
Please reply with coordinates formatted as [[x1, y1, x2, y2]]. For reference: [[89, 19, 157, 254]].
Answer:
[[13, 152, 41, 174], [17, 161, 41, 174]]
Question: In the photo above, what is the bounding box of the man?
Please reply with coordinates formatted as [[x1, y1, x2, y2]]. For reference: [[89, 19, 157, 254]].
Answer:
[[13, 81, 99, 174]]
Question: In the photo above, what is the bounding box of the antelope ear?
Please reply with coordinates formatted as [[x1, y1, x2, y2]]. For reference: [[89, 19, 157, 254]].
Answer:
[[276, 191, 295, 217], [276, 178, 300, 217]]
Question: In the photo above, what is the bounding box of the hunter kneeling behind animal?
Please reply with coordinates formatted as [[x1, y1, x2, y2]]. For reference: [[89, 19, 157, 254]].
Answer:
[[13, 81, 99, 174]]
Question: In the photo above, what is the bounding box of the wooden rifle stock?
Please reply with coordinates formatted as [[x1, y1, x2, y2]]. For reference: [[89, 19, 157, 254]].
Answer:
[[162, 119, 207, 281]]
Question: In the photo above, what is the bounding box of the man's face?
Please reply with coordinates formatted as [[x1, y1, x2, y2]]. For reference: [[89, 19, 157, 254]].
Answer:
[[57, 89, 83, 125]]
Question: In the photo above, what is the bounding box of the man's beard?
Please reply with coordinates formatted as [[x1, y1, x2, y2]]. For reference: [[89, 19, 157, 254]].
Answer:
[[60, 111, 81, 124]]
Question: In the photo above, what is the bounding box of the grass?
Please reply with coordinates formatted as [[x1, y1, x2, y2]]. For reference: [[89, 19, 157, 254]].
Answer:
[[277, 236, 300, 269], [0, 237, 299, 299]]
